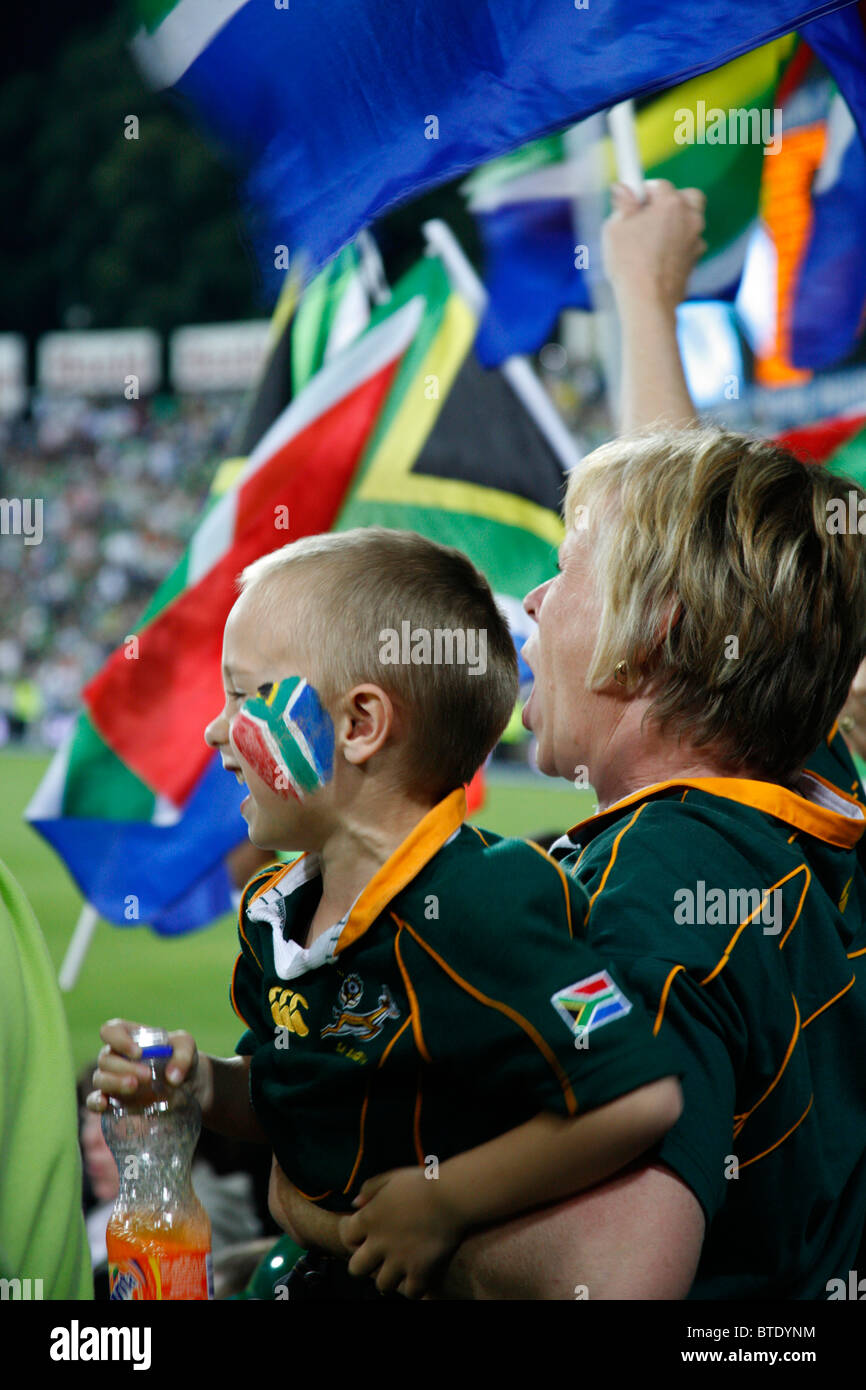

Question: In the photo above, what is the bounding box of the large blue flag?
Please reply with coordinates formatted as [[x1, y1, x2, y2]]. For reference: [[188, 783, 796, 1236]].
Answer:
[[132, 0, 863, 283]]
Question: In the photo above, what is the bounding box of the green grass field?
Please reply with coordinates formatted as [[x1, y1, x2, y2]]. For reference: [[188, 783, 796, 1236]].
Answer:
[[3, 750, 593, 1075]]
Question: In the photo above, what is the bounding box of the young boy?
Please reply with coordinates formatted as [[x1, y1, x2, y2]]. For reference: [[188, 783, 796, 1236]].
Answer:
[[91, 528, 682, 1300]]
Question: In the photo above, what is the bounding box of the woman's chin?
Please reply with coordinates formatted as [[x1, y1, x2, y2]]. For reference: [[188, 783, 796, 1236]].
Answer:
[[531, 740, 556, 778]]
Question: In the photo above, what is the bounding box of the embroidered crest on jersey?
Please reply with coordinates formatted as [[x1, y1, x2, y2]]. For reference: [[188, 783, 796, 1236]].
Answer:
[[338, 974, 364, 1009], [321, 983, 400, 1041], [550, 969, 631, 1038]]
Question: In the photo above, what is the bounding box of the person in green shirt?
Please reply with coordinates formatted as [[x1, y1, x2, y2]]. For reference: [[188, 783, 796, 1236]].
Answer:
[[544, 722, 866, 1299], [398, 180, 866, 1301], [230, 793, 677, 1214], [0, 860, 92, 1299], [90, 526, 682, 1300]]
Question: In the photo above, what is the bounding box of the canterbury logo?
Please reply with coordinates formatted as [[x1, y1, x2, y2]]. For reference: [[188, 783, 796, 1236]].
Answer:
[[269, 986, 310, 1036]]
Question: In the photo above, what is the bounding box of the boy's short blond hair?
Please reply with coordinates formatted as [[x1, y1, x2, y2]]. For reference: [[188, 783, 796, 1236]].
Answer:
[[565, 425, 866, 782], [239, 528, 518, 799]]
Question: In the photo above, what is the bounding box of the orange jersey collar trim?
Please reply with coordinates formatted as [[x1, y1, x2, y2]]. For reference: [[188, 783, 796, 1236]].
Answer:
[[334, 786, 468, 955], [567, 775, 865, 851]]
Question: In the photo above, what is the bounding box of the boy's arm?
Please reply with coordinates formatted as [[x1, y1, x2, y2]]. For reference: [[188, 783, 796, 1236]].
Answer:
[[268, 1157, 347, 1256], [431, 1075, 681, 1228], [340, 1075, 681, 1298], [87, 1017, 268, 1144]]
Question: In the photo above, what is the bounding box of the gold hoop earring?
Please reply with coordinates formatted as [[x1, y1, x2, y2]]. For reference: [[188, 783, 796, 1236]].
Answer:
[[614, 660, 628, 686]]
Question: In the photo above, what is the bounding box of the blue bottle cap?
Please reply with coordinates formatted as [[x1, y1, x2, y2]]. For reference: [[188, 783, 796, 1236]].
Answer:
[[130, 1025, 172, 1060]]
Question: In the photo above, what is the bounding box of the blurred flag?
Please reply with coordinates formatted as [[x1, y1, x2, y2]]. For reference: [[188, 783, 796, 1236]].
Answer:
[[463, 135, 593, 368], [740, 63, 865, 385], [802, 0, 866, 134], [788, 91, 866, 369], [737, 68, 828, 387], [776, 409, 866, 475], [129, 0, 856, 283], [27, 238, 574, 933], [25, 250, 370, 934], [464, 38, 797, 365], [737, 7, 866, 382]]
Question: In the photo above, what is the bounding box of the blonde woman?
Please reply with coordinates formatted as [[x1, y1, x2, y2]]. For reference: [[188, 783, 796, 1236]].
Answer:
[[440, 185, 866, 1300]]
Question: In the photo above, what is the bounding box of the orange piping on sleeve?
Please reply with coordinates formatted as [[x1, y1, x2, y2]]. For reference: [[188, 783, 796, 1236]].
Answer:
[[737, 1094, 814, 1171]]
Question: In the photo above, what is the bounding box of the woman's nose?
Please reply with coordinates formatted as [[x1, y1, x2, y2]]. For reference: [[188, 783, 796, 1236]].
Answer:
[[523, 578, 551, 620]]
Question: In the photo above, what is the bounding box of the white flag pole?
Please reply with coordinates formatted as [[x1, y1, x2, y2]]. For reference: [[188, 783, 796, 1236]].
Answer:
[[562, 115, 622, 428], [58, 901, 100, 992], [607, 99, 645, 199], [356, 229, 391, 305], [596, 100, 647, 428]]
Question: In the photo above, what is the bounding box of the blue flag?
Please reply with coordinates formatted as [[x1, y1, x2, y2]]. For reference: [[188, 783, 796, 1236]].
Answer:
[[132, 0, 863, 281]]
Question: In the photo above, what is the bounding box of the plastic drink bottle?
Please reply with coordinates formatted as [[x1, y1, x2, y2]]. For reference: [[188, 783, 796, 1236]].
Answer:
[[102, 1025, 213, 1300]]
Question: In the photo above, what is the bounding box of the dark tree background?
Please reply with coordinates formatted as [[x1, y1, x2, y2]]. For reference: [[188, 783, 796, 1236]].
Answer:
[[0, 2, 262, 340]]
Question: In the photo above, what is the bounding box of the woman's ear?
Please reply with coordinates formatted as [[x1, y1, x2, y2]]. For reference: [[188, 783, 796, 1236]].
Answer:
[[658, 595, 684, 644], [643, 595, 683, 665], [625, 595, 682, 683]]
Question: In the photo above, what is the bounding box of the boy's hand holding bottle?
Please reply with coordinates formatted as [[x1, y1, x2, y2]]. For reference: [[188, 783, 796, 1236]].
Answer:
[[89, 1022, 214, 1300], [87, 1018, 212, 1116]]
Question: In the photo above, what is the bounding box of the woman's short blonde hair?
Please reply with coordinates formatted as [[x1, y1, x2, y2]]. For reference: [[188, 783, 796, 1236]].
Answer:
[[239, 528, 518, 800], [565, 424, 866, 782]]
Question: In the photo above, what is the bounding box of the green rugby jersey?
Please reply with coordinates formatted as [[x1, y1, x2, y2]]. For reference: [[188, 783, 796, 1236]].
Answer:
[[552, 726, 866, 1300], [230, 788, 679, 1212]]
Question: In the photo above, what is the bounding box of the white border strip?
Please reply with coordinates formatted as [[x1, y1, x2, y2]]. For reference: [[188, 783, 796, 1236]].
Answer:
[[130, 0, 249, 90]]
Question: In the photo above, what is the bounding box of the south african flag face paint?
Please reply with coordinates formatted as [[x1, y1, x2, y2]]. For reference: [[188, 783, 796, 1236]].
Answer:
[[229, 677, 334, 801]]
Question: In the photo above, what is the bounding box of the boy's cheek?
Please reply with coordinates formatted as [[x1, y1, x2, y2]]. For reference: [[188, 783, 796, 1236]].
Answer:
[[229, 677, 335, 802], [230, 714, 298, 802]]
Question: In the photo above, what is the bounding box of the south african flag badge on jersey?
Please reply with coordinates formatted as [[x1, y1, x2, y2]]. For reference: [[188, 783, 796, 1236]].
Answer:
[[551, 970, 632, 1039]]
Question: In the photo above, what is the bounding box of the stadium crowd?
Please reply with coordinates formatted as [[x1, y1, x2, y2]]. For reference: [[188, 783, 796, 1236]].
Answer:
[[0, 393, 242, 745]]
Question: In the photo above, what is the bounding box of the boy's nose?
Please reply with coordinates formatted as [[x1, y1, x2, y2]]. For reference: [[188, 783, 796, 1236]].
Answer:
[[204, 711, 227, 748]]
